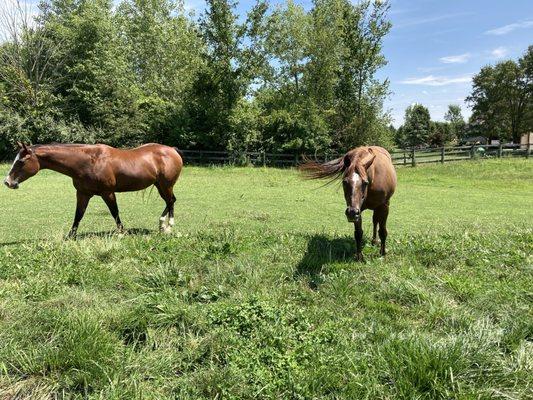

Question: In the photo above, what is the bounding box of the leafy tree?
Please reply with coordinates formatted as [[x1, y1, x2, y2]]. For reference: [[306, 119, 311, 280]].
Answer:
[[116, 0, 204, 144], [402, 104, 431, 147], [444, 104, 465, 142], [0, 0, 395, 154], [467, 47, 532, 142], [428, 121, 452, 147], [265, 0, 309, 96], [333, 0, 391, 148], [188, 0, 247, 149]]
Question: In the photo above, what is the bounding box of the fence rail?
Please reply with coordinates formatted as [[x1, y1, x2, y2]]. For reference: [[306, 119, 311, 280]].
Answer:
[[180, 143, 531, 167], [1, 143, 530, 167]]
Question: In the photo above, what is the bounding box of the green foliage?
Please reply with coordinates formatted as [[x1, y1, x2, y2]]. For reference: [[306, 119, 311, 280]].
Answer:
[[401, 103, 431, 147], [0, 160, 532, 398], [467, 46, 533, 142], [0, 0, 393, 155], [428, 121, 453, 147], [444, 104, 465, 142]]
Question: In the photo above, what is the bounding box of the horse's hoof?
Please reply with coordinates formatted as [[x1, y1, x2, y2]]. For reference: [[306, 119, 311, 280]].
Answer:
[[355, 253, 364, 262], [371, 239, 379, 246], [161, 226, 172, 234]]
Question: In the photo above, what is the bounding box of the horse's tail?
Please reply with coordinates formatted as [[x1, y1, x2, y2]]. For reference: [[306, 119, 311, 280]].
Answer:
[[299, 156, 345, 182], [174, 147, 184, 159]]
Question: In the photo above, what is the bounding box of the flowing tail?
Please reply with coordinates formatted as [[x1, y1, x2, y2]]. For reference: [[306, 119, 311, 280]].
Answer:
[[298, 156, 346, 183], [174, 147, 184, 159]]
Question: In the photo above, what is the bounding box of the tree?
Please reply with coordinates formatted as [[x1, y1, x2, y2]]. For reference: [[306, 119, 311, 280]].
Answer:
[[265, 0, 309, 96], [444, 104, 465, 142], [428, 121, 452, 147], [402, 104, 431, 147], [518, 45, 533, 134], [116, 0, 204, 144], [186, 0, 247, 149], [467, 47, 532, 142], [333, 0, 391, 148]]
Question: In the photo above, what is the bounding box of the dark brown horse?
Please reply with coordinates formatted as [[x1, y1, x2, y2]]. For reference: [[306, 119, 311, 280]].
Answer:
[[4, 142, 183, 237], [300, 146, 397, 261]]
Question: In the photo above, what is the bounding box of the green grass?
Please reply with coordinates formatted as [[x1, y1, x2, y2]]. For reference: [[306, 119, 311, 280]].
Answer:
[[0, 159, 532, 399]]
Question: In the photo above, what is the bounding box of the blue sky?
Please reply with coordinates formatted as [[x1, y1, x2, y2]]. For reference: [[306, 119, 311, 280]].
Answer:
[[380, 0, 533, 126], [185, 0, 533, 126]]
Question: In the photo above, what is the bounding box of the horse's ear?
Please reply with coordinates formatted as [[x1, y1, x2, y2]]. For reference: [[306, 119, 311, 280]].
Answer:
[[362, 148, 376, 169], [18, 142, 33, 155]]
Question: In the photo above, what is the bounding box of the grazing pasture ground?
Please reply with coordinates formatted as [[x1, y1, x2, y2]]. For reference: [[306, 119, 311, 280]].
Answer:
[[0, 159, 532, 399]]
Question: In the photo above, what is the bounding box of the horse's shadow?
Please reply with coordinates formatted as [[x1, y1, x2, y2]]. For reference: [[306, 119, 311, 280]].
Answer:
[[295, 234, 363, 289], [75, 227, 153, 239]]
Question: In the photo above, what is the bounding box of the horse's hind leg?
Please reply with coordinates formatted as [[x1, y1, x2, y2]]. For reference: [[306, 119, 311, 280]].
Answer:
[[155, 182, 176, 234], [371, 211, 379, 246], [101, 192, 124, 233], [376, 203, 390, 256]]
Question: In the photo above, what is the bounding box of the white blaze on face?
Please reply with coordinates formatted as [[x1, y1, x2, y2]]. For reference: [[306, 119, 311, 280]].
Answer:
[[5, 153, 20, 184], [351, 172, 362, 187]]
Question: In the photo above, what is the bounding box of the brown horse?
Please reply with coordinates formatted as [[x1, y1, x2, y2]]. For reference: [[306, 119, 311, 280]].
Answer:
[[300, 146, 397, 261], [4, 142, 183, 237]]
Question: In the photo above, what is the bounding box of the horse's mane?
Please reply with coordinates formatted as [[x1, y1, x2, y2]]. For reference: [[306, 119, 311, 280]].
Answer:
[[30, 143, 89, 149], [298, 156, 346, 184]]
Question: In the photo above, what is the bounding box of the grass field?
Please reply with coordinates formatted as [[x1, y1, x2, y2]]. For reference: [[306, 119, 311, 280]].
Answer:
[[0, 159, 532, 399]]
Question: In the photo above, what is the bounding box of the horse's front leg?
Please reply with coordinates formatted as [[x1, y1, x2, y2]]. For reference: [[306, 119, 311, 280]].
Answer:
[[68, 191, 92, 238], [101, 192, 124, 233], [354, 218, 364, 262]]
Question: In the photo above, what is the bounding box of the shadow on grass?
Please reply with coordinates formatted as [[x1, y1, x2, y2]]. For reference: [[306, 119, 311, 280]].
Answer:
[[295, 234, 362, 290], [0, 228, 154, 247], [75, 227, 153, 239], [0, 239, 36, 248]]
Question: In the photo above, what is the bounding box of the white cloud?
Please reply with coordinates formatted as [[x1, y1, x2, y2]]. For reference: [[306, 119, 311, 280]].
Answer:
[[395, 12, 473, 29], [485, 20, 533, 35], [439, 53, 471, 64], [490, 46, 508, 59], [400, 74, 472, 87]]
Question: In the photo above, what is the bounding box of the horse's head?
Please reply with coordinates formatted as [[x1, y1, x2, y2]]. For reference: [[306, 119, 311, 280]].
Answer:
[[342, 148, 375, 223], [4, 142, 40, 190]]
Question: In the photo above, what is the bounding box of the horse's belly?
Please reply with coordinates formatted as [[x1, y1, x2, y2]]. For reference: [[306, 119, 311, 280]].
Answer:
[[111, 161, 158, 192], [114, 176, 155, 192]]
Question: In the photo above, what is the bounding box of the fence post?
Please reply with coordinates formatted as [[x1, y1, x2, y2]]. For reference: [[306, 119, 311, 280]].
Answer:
[[527, 135, 531, 159], [411, 148, 416, 167], [262, 151, 266, 167], [470, 145, 475, 159], [440, 147, 445, 163], [498, 144, 502, 158], [403, 151, 406, 166]]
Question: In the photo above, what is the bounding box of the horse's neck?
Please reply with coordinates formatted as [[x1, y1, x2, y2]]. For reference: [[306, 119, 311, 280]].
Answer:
[[36, 146, 90, 178]]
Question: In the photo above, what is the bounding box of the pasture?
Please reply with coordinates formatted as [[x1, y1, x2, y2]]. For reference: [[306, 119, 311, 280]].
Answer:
[[0, 159, 532, 399]]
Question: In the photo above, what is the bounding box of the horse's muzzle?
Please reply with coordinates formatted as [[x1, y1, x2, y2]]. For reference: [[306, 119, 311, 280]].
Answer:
[[345, 207, 360, 223], [4, 179, 18, 189]]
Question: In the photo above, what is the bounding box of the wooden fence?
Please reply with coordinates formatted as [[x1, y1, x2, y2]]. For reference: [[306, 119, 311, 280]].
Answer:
[[179, 143, 531, 167], [1, 143, 530, 167]]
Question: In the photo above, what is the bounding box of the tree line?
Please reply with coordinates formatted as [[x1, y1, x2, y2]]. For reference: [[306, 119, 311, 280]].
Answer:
[[1, 1, 531, 156], [395, 46, 533, 148], [0, 0, 393, 155]]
